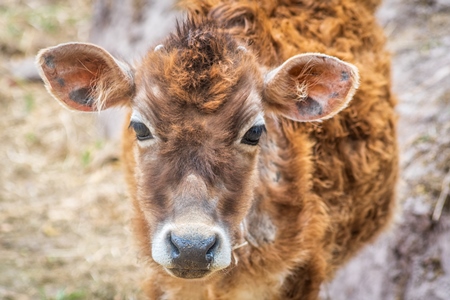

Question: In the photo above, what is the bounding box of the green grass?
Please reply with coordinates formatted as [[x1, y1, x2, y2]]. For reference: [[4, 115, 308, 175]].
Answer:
[[0, 1, 91, 58], [39, 288, 86, 300]]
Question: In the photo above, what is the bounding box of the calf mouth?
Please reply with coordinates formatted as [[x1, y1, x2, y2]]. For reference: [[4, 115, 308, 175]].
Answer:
[[166, 268, 212, 279]]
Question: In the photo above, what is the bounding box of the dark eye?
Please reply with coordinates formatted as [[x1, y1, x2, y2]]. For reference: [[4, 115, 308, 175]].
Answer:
[[241, 125, 265, 146], [129, 121, 153, 141]]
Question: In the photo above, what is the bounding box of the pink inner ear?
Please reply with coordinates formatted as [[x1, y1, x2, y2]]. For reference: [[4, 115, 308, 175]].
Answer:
[[37, 43, 135, 112], [40, 51, 103, 111], [266, 54, 359, 122], [293, 57, 356, 120]]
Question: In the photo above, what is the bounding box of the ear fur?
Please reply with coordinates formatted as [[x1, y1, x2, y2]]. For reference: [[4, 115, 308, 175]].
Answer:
[[263, 53, 359, 122], [36, 42, 135, 112]]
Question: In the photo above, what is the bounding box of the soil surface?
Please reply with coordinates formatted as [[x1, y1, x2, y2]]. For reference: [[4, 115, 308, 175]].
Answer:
[[1, 0, 449, 299], [1, 1, 141, 299]]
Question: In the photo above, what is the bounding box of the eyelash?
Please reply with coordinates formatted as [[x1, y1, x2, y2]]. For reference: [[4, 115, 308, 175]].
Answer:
[[129, 121, 153, 141], [241, 125, 266, 146]]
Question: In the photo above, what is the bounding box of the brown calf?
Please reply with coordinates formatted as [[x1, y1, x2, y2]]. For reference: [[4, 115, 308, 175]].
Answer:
[[36, 0, 397, 299]]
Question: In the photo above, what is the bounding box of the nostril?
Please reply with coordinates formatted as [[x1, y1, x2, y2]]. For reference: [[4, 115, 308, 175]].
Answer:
[[205, 238, 218, 263], [169, 234, 180, 259]]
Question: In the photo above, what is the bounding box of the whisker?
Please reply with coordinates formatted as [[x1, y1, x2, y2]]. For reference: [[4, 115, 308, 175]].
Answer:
[[232, 241, 248, 250]]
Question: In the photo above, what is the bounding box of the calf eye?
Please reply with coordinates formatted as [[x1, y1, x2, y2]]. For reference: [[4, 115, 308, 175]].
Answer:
[[241, 125, 265, 146], [129, 121, 153, 141]]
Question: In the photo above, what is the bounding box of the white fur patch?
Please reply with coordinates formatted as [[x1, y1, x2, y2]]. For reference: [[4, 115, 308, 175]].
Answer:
[[237, 45, 248, 52], [150, 84, 162, 98]]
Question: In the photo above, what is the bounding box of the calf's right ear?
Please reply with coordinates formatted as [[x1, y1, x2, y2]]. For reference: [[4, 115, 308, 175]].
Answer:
[[36, 42, 135, 112]]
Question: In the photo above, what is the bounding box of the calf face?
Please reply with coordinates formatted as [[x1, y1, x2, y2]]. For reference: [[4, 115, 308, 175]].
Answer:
[[36, 20, 358, 280]]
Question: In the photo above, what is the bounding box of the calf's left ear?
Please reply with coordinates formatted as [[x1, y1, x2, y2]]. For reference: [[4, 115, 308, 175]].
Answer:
[[263, 53, 359, 122]]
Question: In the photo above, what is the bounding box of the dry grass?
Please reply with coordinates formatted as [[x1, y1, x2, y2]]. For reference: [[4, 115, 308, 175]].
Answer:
[[0, 1, 142, 299]]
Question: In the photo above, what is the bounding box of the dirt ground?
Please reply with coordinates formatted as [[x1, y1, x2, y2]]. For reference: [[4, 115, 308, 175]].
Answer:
[[0, 0, 449, 299], [0, 1, 142, 299]]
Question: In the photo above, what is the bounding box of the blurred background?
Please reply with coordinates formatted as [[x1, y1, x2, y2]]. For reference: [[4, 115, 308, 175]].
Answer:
[[0, 0, 449, 299]]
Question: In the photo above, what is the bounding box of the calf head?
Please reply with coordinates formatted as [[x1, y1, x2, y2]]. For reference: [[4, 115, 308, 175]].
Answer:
[[36, 20, 358, 280]]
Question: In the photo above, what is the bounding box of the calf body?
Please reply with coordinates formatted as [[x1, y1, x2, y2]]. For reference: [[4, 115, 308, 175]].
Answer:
[[37, 0, 397, 299]]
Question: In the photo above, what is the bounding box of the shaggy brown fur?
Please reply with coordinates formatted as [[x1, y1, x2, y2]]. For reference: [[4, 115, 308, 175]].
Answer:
[[36, 0, 397, 299]]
